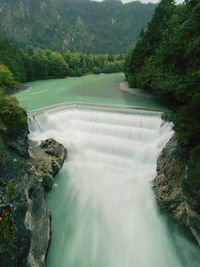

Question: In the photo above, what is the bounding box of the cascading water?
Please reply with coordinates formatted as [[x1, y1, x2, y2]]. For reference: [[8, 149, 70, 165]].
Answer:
[[28, 104, 200, 267]]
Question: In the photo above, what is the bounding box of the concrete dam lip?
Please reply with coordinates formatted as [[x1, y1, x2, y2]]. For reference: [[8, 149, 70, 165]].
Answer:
[[28, 102, 164, 117]]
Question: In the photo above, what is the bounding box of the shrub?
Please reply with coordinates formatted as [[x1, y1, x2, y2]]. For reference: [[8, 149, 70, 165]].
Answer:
[[6, 180, 17, 198], [0, 64, 18, 90], [0, 93, 27, 137], [0, 209, 16, 244]]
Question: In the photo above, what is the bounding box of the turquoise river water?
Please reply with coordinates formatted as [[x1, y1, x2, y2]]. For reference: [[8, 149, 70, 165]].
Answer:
[[16, 73, 200, 267]]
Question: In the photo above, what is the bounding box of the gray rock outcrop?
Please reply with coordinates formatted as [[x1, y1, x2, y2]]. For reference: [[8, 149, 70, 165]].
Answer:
[[0, 130, 66, 267], [26, 138, 66, 267], [31, 138, 66, 191], [153, 134, 200, 245]]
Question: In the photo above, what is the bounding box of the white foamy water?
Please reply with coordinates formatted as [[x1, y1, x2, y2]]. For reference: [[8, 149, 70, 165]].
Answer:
[[28, 104, 200, 267]]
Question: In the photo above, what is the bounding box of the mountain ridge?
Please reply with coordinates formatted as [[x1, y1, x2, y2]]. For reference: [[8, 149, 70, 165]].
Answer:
[[0, 0, 155, 53]]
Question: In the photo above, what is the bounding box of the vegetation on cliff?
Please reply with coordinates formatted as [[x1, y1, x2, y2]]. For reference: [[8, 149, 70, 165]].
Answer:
[[0, 84, 66, 266], [0, 0, 155, 54], [124, 0, 200, 187], [0, 37, 28, 264], [0, 91, 30, 266], [0, 94, 27, 137], [0, 64, 18, 89], [0, 43, 27, 138]]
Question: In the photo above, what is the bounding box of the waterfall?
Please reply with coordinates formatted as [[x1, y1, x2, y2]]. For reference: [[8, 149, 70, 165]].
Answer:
[[28, 104, 200, 267]]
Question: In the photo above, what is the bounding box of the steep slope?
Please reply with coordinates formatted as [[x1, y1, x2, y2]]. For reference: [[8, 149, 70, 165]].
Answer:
[[124, 0, 200, 245], [0, 94, 66, 266], [0, 0, 155, 53], [153, 134, 200, 246]]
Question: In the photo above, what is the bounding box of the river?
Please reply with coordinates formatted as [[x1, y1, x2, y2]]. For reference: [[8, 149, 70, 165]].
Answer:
[[16, 73, 200, 267], [16, 73, 167, 112]]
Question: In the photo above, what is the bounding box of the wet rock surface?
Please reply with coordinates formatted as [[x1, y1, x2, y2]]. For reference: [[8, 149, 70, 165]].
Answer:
[[31, 138, 66, 191], [0, 126, 66, 267], [153, 134, 200, 245], [26, 138, 66, 266]]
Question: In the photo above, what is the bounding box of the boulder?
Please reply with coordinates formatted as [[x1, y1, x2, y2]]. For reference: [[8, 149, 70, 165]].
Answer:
[[24, 138, 66, 267], [32, 138, 66, 190]]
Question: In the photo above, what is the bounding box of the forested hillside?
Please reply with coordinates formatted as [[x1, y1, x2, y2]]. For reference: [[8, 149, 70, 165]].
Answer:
[[0, 0, 155, 54], [124, 0, 200, 188]]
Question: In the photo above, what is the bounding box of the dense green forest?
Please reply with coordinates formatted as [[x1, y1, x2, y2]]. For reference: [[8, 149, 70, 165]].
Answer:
[[0, 39, 124, 92], [0, 0, 155, 54], [124, 0, 200, 185]]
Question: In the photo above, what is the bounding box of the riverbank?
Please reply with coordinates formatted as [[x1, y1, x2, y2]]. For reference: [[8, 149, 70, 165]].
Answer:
[[0, 109, 66, 267], [119, 81, 154, 98]]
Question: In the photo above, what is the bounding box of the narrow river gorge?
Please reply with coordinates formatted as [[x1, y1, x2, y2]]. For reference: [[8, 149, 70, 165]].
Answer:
[[16, 73, 200, 267]]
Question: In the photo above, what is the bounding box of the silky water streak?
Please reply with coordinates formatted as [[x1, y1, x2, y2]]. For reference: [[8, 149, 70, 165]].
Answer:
[[28, 104, 200, 267]]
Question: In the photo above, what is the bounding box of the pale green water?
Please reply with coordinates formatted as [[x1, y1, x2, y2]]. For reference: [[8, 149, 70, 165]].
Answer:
[[16, 74, 200, 267], [28, 106, 200, 267], [16, 73, 167, 112]]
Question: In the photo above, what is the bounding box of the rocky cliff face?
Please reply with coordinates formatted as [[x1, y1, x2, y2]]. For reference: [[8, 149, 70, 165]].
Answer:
[[26, 138, 66, 267], [0, 119, 66, 267], [153, 134, 200, 245]]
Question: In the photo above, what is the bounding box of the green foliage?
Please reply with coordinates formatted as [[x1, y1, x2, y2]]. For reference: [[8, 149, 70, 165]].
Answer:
[[46, 51, 69, 78], [190, 146, 200, 166], [125, 0, 200, 183], [63, 50, 124, 77], [125, 0, 200, 143], [172, 93, 200, 143], [0, 38, 124, 84], [0, 209, 16, 244], [124, 0, 175, 87], [0, 135, 5, 160], [6, 180, 16, 198], [0, 93, 27, 137], [0, 64, 18, 90], [0, 40, 27, 82], [0, 0, 155, 54], [27, 48, 69, 80]]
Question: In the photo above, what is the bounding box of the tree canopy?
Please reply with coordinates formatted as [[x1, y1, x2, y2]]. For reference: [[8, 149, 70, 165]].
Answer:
[[0, 39, 124, 91], [124, 0, 200, 184]]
